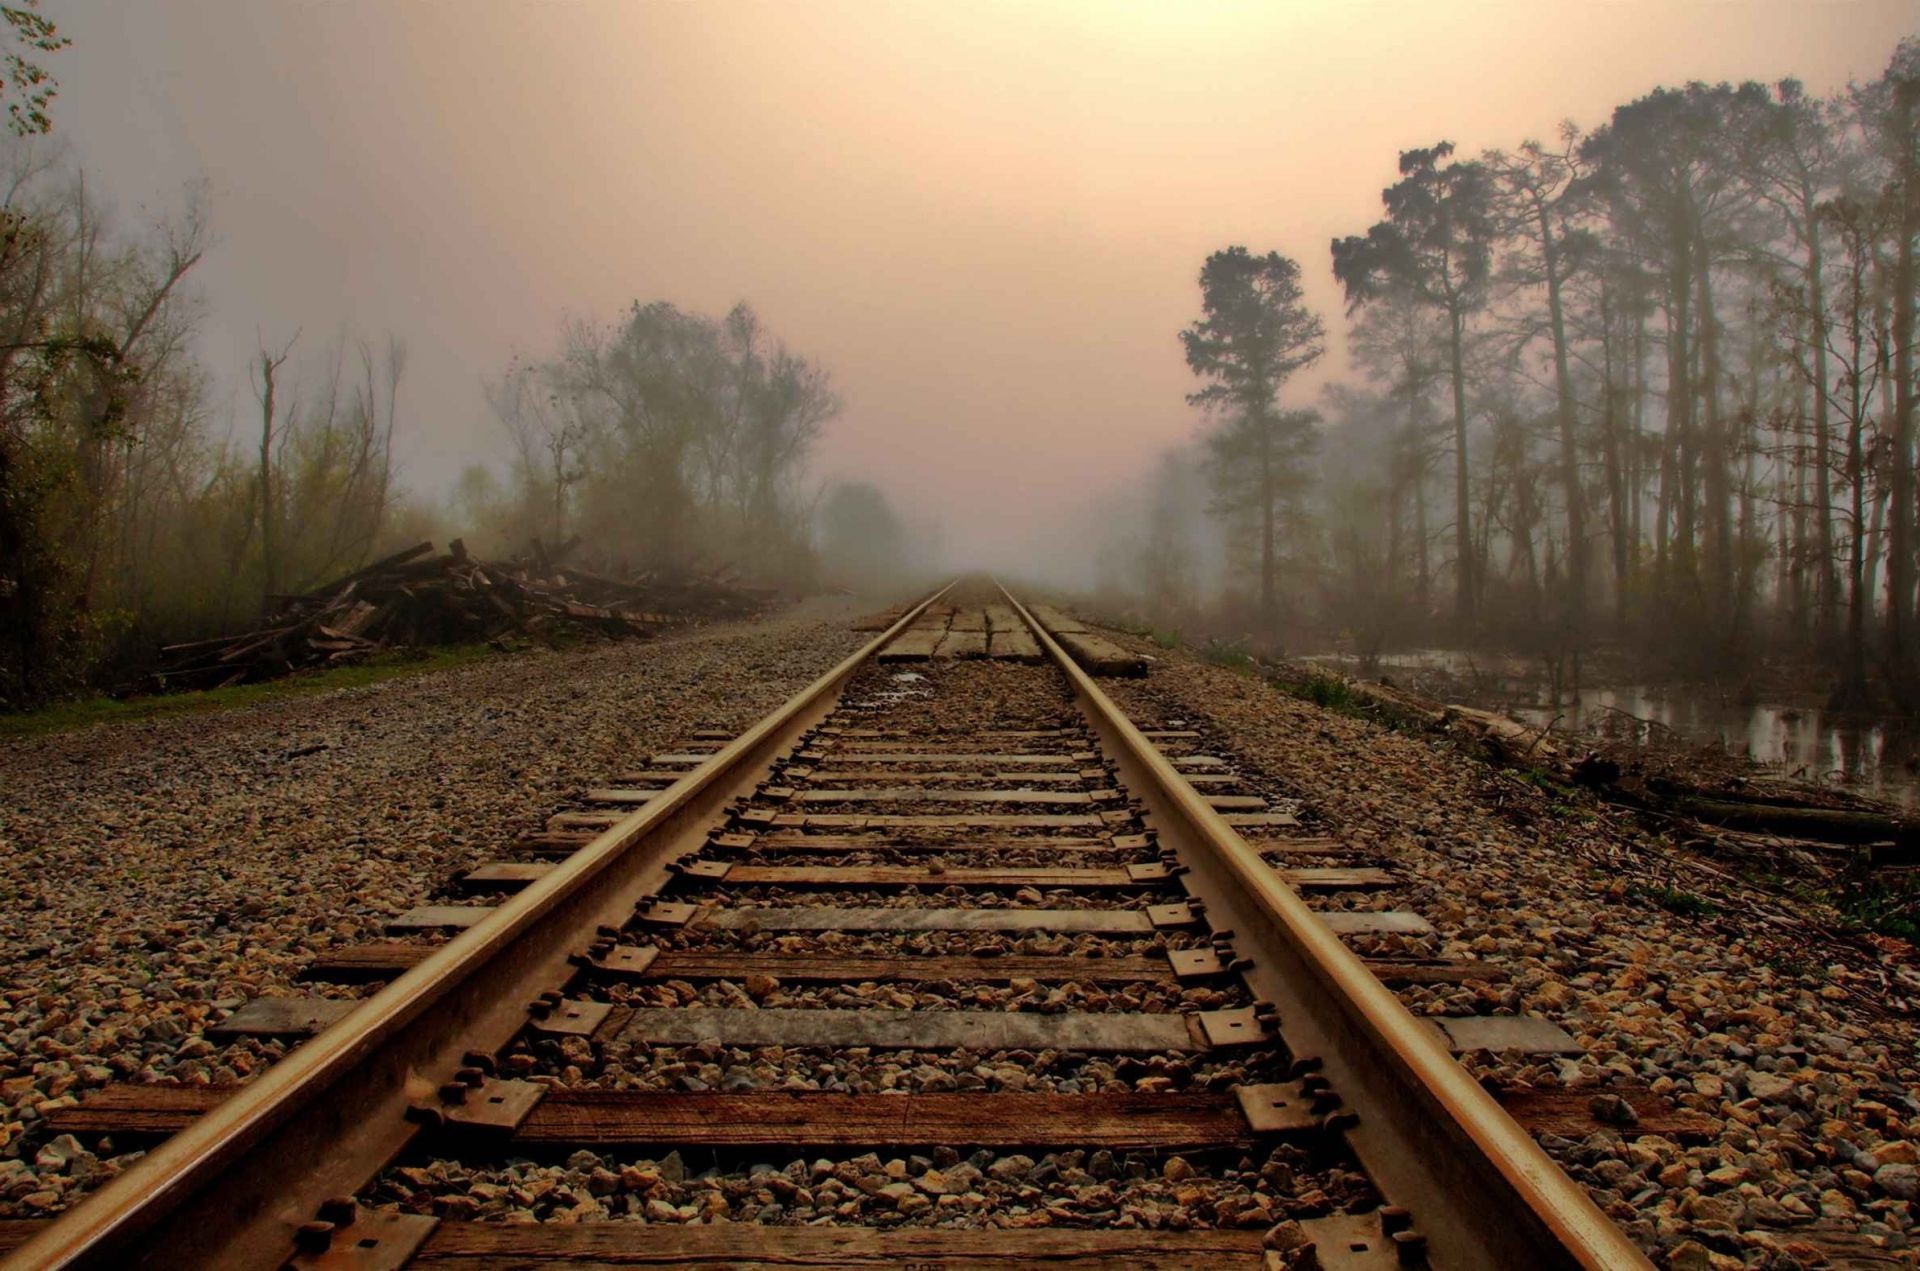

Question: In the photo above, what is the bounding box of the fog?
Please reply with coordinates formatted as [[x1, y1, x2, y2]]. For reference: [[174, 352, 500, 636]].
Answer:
[[47, 1, 1914, 572]]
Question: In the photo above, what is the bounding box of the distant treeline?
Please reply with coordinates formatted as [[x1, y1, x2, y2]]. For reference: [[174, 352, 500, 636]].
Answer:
[[0, 142, 918, 707], [1122, 37, 1920, 706]]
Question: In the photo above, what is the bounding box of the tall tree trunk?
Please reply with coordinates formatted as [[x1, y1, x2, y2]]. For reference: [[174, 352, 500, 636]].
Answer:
[[1538, 201, 1586, 632], [1599, 280, 1629, 625], [1695, 240, 1734, 645], [1805, 195, 1839, 653], [1448, 303, 1473, 626], [1258, 412, 1276, 627], [258, 352, 279, 605], [1889, 149, 1918, 686]]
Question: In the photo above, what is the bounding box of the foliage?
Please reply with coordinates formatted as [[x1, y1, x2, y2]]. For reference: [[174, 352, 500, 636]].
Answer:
[[0, 3, 64, 136], [1113, 34, 1920, 711], [816, 480, 907, 586], [490, 300, 834, 581], [1180, 248, 1325, 627], [1270, 666, 1370, 717]]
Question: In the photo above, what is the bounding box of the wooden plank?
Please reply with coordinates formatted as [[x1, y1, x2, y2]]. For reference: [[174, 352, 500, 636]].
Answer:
[[615, 1007, 1199, 1052], [806, 769, 1085, 783], [720, 865, 1141, 887], [1429, 1015, 1582, 1055], [727, 832, 1123, 854], [1363, 957, 1507, 986], [301, 945, 1177, 986], [44, 1081, 1713, 1158], [1254, 836, 1349, 855], [699, 906, 1155, 933], [815, 752, 1088, 765], [609, 770, 697, 783], [1495, 1085, 1715, 1142], [647, 951, 1174, 984], [987, 628, 1044, 662], [1058, 632, 1148, 677], [517, 1089, 1251, 1150], [512, 830, 597, 855], [950, 609, 989, 632], [1222, 811, 1301, 828], [457, 862, 555, 892], [933, 629, 989, 659], [651, 752, 716, 764], [1321, 911, 1432, 936], [206, 997, 357, 1039], [581, 788, 659, 805], [782, 813, 1110, 829], [1205, 795, 1269, 812], [297, 940, 436, 981], [386, 905, 494, 933], [549, 811, 625, 830], [796, 788, 1109, 805], [1279, 867, 1395, 889], [411, 1224, 1268, 1270], [1029, 604, 1090, 634], [877, 628, 945, 661]]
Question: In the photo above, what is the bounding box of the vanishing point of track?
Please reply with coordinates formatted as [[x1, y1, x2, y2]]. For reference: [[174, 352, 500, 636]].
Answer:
[[4, 582, 1651, 1270]]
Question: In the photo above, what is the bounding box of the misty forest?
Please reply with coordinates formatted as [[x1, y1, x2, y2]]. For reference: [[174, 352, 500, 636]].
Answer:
[[4, 11, 1920, 759], [1110, 39, 1920, 727]]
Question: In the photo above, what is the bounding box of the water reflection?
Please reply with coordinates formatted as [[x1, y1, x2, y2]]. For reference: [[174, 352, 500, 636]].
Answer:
[[1304, 650, 1920, 808]]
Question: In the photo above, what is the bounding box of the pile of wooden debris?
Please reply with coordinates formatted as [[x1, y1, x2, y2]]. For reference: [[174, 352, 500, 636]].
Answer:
[[148, 541, 775, 692]]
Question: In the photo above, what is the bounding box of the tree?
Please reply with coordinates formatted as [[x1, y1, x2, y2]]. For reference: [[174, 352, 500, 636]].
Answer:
[[1334, 143, 1498, 625], [817, 481, 905, 586], [1487, 126, 1597, 630], [1581, 84, 1758, 650], [1179, 247, 1325, 627], [1855, 39, 1920, 687], [0, 3, 65, 136]]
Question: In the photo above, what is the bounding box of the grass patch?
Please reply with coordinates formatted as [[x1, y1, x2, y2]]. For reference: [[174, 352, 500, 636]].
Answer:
[[1827, 873, 1920, 943], [1201, 638, 1259, 674], [1627, 882, 1721, 917], [1271, 667, 1372, 719], [0, 643, 507, 740]]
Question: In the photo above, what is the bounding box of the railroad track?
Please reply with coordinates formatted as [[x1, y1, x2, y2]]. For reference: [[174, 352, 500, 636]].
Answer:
[[1, 581, 1656, 1270]]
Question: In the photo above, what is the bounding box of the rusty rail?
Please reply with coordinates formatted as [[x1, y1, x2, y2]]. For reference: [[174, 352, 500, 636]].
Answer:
[[6, 583, 955, 1271], [1001, 584, 1650, 1271]]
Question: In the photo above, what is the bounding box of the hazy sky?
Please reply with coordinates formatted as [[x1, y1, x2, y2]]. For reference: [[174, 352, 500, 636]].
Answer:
[[45, 1, 1920, 569]]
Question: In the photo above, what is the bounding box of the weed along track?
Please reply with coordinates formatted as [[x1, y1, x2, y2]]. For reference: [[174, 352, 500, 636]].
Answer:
[[2, 582, 1651, 1269]]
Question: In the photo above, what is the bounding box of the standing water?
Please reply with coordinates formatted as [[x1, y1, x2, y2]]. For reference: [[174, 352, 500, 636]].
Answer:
[[1305, 650, 1920, 809]]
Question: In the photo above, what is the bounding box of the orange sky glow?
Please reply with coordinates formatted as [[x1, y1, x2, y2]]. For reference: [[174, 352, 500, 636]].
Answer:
[[49, 0, 1920, 568]]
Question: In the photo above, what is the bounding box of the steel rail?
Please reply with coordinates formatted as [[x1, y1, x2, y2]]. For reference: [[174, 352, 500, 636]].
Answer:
[[1002, 584, 1650, 1271], [7, 582, 956, 1271]]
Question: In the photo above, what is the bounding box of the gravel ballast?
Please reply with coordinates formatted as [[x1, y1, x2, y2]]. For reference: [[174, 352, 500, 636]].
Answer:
[[0, 602, 868, 1216], [1101, 637, 1920, 1269]]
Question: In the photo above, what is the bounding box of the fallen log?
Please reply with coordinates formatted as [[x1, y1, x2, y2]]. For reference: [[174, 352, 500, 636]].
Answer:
[[1670, 796, 1917, 847]]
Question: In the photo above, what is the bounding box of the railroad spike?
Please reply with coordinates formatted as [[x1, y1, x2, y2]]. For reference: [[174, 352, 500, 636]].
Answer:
[[1229, 957, 1254, 972], [1322, 1110, 1359, 1133], [438, 1081, 471, 1104], [402, 1102, 445, 1130], [1379, 1207, 1412, 1234], [1288, 1056, 1324, 1078], [1392, 1229, 1430, 1266], [293, 1221, 335, 1253], [462, 1050, 497, 1075], [316, 1197, 357, 1226]]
